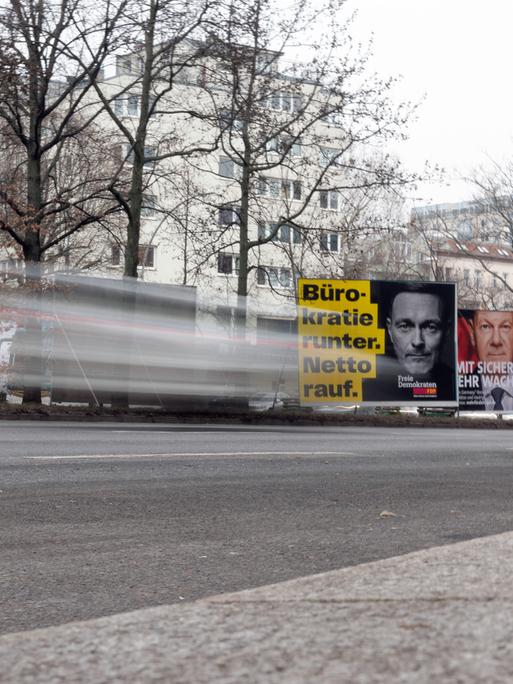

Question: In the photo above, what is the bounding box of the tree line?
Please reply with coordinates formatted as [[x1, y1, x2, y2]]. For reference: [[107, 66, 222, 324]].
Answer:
[[0, 0, 416, 404]]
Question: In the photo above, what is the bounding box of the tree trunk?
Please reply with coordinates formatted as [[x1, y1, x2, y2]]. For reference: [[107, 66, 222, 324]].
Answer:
[[231, 145, 251, 408], [20, 251, 43, 405], [111, 142, 145, 409], [110, 277, 137, 409], [236, 148, 251, 336], [21, 151, 44, 405]]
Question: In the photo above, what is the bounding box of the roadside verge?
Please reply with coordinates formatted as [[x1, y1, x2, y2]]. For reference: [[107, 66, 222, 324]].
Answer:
[[0, 402, 511, 429]]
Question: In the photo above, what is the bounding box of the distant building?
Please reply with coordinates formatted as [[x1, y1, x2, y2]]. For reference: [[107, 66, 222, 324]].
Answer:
[[410, 200, 513, 309]]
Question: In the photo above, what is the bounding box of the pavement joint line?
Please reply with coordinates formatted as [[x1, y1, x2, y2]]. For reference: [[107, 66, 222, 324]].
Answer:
[[211, 596, 505, 605], [25, 450, 357, 460]]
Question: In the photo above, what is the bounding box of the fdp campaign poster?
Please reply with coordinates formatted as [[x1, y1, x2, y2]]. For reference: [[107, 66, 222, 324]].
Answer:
[[458, 309, 513, 412], [298, 279, 458, 406]]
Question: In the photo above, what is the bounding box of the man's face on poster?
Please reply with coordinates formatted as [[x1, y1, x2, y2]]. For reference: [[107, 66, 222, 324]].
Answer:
[[387, 292, 444, 376], [472, 311, 513, 365]]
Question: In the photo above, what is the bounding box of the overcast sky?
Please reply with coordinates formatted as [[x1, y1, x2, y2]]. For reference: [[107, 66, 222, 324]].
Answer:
[[347, 0, 513, 207]]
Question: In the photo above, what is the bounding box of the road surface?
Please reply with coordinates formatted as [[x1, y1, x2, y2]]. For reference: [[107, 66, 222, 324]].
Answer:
[[2, 421, 513, 634]]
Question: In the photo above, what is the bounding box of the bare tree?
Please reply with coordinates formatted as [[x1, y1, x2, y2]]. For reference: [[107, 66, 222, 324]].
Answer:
[[73, 0, 226, 407], [0, 0, 127, 268], [188, 0, 414, 333], [0, 0, 128, 403], [87, 0, 223, 280]]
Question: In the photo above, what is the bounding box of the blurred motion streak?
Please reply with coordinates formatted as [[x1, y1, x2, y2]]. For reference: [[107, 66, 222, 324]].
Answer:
[[0, 273, 298, 408]]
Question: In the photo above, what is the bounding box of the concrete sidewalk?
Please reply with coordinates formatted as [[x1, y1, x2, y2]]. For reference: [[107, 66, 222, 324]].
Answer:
[[2, 532, 513, 683]]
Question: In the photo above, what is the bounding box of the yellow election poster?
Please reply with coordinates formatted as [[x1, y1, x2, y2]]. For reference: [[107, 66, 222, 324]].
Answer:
[[298, 278, 458, 407], [298, 279, 384, 403]]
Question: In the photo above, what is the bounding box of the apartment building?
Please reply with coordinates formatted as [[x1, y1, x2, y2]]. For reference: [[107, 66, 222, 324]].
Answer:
[[69, 45, 387, 344]]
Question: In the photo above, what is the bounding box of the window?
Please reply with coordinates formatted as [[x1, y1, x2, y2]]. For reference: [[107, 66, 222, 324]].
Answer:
[[123, 144, 156, 167], [174, 65, 194, 85], [257, 176, 302, 200], [266, 136, 302, 157], [113, 95, 141, 117], [113, 97, 124, 116], [219, 157, 238, 179], [256, 53, 274, 74], [257, 266, 292, 288], [457, 219, 472, 239], [117, 54, 145, 76], [321, 110, 343, 126], [320, 232, 340, 252], [271, 267, 292, 288], [258, 222, 301, 244], [265, 91, 301, 112], [398, 241, 412, 260], [1, 258, 22, 279], [463, 269, 470, 286], [218, 205, 241, 226], [258, 222, 273, 240], [139, 244, 155, 268], [475, 270, 481, 287], [477, 245, 489, 254], [111, 244, 121, 266], [117, 55, 132, 75], [141, 193, 157, 217], [319, 147, 340, 167], [144, 146, 156, 166], [319, 190, 339, 211], [175, 64, 202, 85], [266, 137, 280, 154], [290, 141, 302, 157], [219, 110, 244, 133], [217, 253, 239, 275], [282, 179, 302, 200], [498, 248, 509, 256], [258, 177, 280, 197], [281, 93, 293, 112], [277, 224, 290, 242], [113, 244, 155, 267]]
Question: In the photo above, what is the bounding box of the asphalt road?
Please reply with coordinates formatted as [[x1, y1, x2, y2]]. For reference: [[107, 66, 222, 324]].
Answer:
[[2, 421, 513, 635]]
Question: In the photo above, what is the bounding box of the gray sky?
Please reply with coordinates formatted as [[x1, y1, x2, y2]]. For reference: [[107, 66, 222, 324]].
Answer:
[[348, 0, 513, 206]]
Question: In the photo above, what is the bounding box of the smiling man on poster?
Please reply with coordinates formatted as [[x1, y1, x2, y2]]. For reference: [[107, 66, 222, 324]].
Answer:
[[466, 310, 513, 411]]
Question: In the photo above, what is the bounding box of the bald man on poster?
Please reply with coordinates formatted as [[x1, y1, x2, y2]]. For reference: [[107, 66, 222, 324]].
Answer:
[[363, 281, 457, 403], [387, 289, 445, 378]]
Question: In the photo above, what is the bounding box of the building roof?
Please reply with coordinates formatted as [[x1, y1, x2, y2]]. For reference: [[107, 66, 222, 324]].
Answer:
[[433, 238, 513, 261]]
